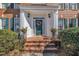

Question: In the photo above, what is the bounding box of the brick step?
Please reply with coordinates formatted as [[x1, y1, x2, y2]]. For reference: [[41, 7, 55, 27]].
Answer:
[[25, 44, 45, 47], [23, 50, 43, 53], [44, 48, 58, 51], [25, 43, 55, 46], [23, 36, 60, 54], [47, 43, 55, 45], [24, 48, 44, 50], [24, 47, 57, 50], [25, 44, 55, 46], [23, 48, 58, 53], [24, 44, 57, 53], [26, 40, 51, 43], [26, 36, 50, 40]]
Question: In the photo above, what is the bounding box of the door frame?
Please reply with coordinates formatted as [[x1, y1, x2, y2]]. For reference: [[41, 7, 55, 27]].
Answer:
[[35, 20, 42, 35], [33, 17, 45, 36]]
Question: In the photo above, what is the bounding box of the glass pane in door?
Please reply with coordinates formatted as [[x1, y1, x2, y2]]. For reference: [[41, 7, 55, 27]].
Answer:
[[36, 20, 42, 35]]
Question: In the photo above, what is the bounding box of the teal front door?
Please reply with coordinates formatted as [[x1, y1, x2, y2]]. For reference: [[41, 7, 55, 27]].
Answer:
[[36, 20, 42, 35]]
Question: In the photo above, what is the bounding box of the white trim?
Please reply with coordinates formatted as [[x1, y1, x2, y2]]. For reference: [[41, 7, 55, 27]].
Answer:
[[19, 5, 58, 10], [76, 18, 78, 27], [33, 17, 45, 36]]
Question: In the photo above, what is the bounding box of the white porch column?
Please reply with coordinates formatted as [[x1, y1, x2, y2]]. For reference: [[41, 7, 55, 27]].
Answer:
[[45, 14, 52, 37], [0, 3, 2, 8], [0, 19, 2, 29], [20, 11, 27, 29], [20, 11, 33, 37], [53, 10, 58, 36], [76, 18, 78, 27]]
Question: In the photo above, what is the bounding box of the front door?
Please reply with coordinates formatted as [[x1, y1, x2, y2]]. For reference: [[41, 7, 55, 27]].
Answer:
[[36, 20, 42, 35]]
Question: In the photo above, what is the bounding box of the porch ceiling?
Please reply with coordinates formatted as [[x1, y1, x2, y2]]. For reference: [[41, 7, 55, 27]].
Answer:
[[24, 10, 52, 17]]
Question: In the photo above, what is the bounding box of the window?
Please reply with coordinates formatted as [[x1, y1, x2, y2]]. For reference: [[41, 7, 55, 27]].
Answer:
[[10, 18, 14, 31], [2, 18, 15, 31], [69, 3, 77, 10], [69, 18, 76, 27], [58, 18, 68, 29], [2, 18, 8, 29], [64, 19, 67, 28], [77, 3, 79, 9], [9, 3, 14, 8], [58, 18, 64, 30], [78, 18, 79, 26], [14, 18, 20, 32], [64, 3, 69, 9], [59, 4, 64, 9], [2, 3, 10, 9], [60, 3, 77, 10]]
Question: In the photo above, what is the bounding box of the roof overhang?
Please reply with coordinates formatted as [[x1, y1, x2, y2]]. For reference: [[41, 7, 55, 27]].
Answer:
[[18, 3, 58, 10]]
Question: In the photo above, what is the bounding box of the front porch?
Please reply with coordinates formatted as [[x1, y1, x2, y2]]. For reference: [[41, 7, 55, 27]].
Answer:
[[19, 4, 58, 38]]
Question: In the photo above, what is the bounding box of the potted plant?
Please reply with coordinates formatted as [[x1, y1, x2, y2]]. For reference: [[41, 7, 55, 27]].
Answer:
[[20, 27, 27, 48], [50, 28, 56, 38], [21, 27, 27, 39]]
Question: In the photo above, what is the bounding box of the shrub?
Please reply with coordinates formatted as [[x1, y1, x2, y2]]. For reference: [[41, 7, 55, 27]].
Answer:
[[59, 27, 79, 56], [0, 30, 20, 55], [21, 27, 27, 34]]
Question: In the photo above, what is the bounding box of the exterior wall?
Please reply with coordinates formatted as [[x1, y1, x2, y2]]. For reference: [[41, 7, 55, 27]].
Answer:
[[58, 10, 79, 30], [58, 3, 79, 30], [58, 10, 79, 19]]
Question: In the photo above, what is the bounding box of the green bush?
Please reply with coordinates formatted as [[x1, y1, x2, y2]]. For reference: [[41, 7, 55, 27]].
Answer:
[[0, 30, 20, 55], [59, 27, 79, 56]]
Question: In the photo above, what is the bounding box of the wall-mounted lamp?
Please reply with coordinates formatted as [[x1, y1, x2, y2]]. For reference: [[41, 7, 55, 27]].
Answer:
[[27, 13, 30, 18], [48, 13, 51, 18]]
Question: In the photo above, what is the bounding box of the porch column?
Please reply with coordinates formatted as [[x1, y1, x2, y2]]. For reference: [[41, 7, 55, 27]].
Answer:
[[8, 18, 11, 32], [53, 10, 58, 37], [76, 18, 78, 27], [46, 15, 50, 36], [20, 11, 33, 37]]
